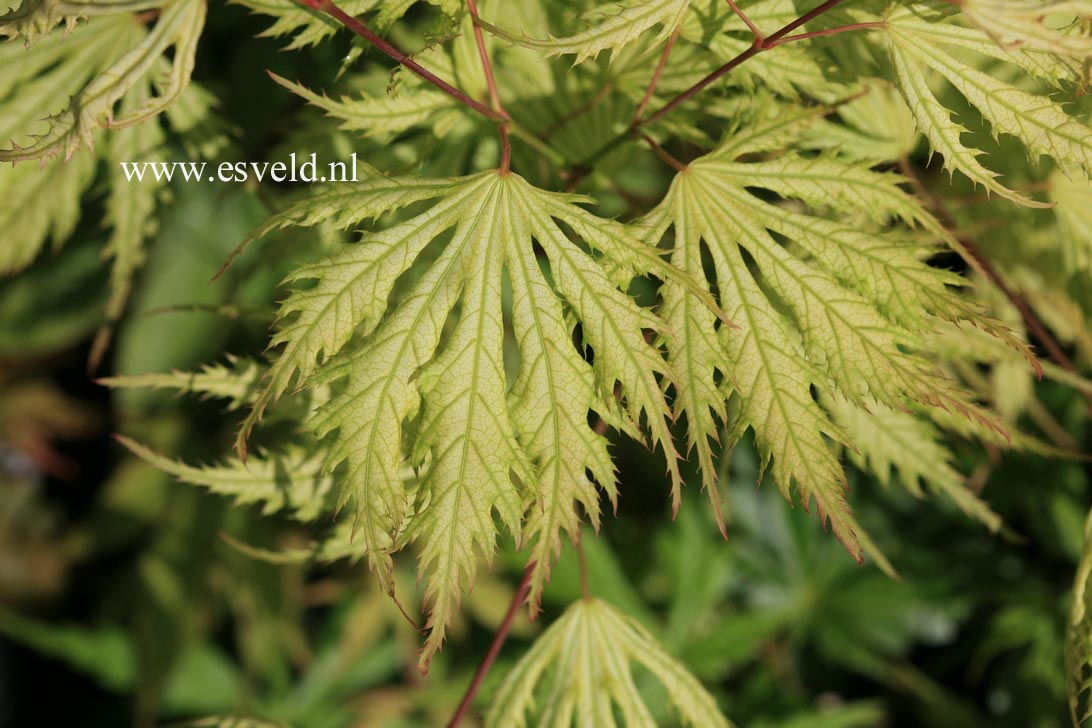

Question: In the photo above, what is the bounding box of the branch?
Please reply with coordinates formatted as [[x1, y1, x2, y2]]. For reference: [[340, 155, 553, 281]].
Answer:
[[299, 0, 504, 122], [566, 0, 882, 185], [446, 561, 535, 728], [767, 21, 887, 47], [723, 0, 764, 42], [632, 26, 681, 125], [637, 131, 686, 171], [641, 0, 851, 127], [466, 0, 513, 172]]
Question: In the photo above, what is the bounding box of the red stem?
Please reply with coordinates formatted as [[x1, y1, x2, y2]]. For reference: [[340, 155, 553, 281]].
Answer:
[[299, 0, 504, 122], [641, 43, 761, 127], [638, 132, 686, 171], [632, 26, 681, 126], [642, 0, 849, 127], [767, 21, 887, 47], [465, 0, 513, 172], [761, 0, 848, 42], [446, 562, 535, 728], [723, 0, 764, 41], [498, 122, 512, 172], [466, 0, 503, 113]]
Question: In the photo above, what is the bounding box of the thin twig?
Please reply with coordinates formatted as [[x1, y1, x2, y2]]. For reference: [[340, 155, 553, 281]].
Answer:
[[447, 562, 535, 728], [761, 0, 849, 43], [465, 0, 513, 172], [642, 0, 850, 127], [567, 0, 871, 185], [767, 21, 887, 47], [466, 0, 503, 113], [637, 131, 686, 171], [632, 26, 681, 125], [723, 0, 764, 41], [299, 0, 503, 122]]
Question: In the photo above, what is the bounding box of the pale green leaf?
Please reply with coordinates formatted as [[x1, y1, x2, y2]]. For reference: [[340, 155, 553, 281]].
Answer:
[[0, 0, 161, 43], [962, 0, 1092, 59], [247, 171, 679, 672], [99, 356, 264, 411], [886, 3, 1092, 206], [642, 98, 1001, 568], [0, 0, 205, 162], [0, 153, 95, 274], [804, 79, 919, 162], [268, 71, 460, 139], [1052, 169, 1092, 274], [117, 435, 335, 522], [510, 0, 690, 66], [220, 521, 372, 565], [92, 79, 167, 361], [487, 598, 732, 728], [825, 393, 1001, 530]]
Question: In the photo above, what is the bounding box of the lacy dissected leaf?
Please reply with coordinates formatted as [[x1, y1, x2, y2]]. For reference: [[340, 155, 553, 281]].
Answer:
[[92, 78, 168, 363], [0, 0, 205, 162], [117, 435, 335, 521], [244, 170, 685, 671], [0, 154, 95, 274], [885, 2, 1092, 206], [962, 0, 1092, 59], [1052, 169, 1092, 275], [99, 356, 264, 411], [1069, 506, 1092, 726], [487, 597, 732, 728], [825, 394, 1000, 530], [0, 0, 162, 42], [0, 12, 131, 138], [639, 99, 999, 566], [232, 0, 425, 49], [929, 316, 1092, 456], [803, 79, 919, 162], [509, 0, 690, 65], [269, 71, 460, 139], [0, 15, 120, 271], [219, 520, 371, 565]]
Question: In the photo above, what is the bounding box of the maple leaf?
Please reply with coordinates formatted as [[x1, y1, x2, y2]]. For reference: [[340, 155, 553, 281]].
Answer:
[[640, 98, 1004, 568], [884, 1, 1092, 206], [488, 597, 733, 728], [240, 170, 712, 670]]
